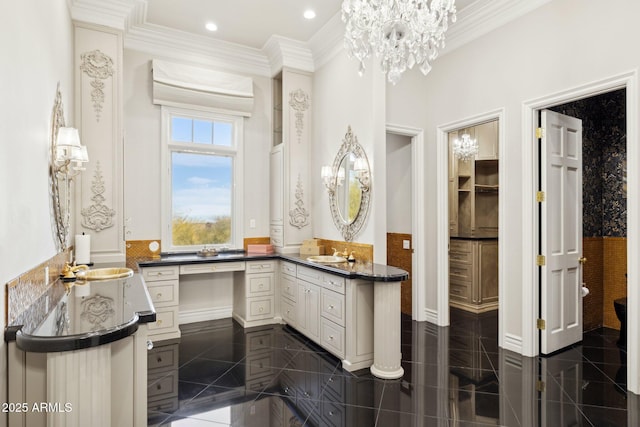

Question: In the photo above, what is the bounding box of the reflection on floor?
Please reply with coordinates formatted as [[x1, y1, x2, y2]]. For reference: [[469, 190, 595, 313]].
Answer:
[[147, 308, 636, 426]]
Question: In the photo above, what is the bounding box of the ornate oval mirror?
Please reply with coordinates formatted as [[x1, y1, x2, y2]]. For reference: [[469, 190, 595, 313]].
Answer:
[[328, 126, 371, 241]]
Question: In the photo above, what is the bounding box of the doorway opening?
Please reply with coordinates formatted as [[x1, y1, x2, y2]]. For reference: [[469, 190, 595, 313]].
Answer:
[[536, 89, 627, 355]]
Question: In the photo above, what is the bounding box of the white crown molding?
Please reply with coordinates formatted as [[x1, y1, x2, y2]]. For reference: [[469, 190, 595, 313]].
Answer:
[[69, 0, 139, 30], [263, 36, 314, 76], [443, 0, 553, 54], [125, 23, 271, 76], [308, 12, 346, 71]]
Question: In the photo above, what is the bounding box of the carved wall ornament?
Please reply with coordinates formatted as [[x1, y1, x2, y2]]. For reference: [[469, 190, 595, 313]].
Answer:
[[289, 89, 310, 143], [289, 174, 310, 229], [80, 294, 115, 331], [81, 161, 116, 231], [80, 50, 114, 122]]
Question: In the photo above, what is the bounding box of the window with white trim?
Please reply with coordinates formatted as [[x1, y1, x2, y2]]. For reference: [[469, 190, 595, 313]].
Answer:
[[161, 107, 243, 252]]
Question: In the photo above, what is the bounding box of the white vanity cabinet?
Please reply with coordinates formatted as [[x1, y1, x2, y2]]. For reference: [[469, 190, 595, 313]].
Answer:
[[233, 261, 276, 328], [142, 265, 181, 341], [280, 262, 374, 372]]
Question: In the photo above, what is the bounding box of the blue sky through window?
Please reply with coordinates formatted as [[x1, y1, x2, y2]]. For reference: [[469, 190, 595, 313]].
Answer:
[[172, 152, 232, 222]]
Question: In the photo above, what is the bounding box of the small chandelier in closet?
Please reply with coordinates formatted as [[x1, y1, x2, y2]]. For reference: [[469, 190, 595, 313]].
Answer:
[[341, 0, 457, 85], [452, 133, 478, 161]]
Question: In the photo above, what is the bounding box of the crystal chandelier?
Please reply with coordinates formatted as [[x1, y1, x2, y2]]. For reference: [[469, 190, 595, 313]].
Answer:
[[452, 133, 478, 161], [341, 0, 457, 85]]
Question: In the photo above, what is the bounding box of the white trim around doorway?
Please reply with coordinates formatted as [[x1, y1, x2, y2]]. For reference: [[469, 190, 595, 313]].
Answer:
[[436, 109, 506, 332], [386, 124, 426, 321], [521, 71, 639, 393]]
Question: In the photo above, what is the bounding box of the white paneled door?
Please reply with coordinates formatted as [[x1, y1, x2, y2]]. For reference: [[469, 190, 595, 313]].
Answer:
[[540, 110, 583, 355]]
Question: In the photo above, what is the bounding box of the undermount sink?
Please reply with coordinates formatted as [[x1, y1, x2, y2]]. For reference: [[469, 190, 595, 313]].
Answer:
[[75, 267, 134, 281], [307, 255, 347, 264]]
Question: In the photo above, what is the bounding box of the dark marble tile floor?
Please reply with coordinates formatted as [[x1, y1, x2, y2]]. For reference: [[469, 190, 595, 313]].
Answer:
[[147, 308, 636, 426]]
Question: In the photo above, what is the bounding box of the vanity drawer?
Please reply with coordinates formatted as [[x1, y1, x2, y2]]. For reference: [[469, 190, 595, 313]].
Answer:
[[321, 318, 345, 359], [148, 307, 178, 332], [281, 274, 297, 302], [321, 288, 345, 327], [281, 261, 297, 277], [146, 281, 178, 307], [450, 279, 472, 302], [449, 263, 473, 281], [147, 397, 178, 413], [148, 370, 178, 399], [281, 298, 296, 326], [179, 261, 245, 275], [321, 400, 346, 427], [247, 296, 274, 320], [248, 273, 274, 297], [142, 266, 179, 282], [246, 352, 275, 379], [449, 251, 473, 264], [297, 265, 323, 285], [322, 273, 345, 294], [450, 240, 472, 253], [148, 345, 178, 371], [247, 260, 276, 274]]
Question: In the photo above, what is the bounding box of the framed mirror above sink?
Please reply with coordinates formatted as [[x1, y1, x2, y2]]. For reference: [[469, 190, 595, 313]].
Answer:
[[321, 126, 371, 241]]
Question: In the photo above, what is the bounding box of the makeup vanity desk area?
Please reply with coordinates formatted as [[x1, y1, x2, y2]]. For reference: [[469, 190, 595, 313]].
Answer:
[[138, 252, 408, 379]]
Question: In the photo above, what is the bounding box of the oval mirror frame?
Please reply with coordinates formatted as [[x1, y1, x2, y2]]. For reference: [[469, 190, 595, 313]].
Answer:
[[328, 126, 371, 241]]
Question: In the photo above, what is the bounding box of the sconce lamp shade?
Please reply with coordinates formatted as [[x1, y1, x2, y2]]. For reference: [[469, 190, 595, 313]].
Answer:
[[71, 145, 89, 163], [56, 127, 81, 148], [321, 165, 332, 179], [353, 157, 367, 172]]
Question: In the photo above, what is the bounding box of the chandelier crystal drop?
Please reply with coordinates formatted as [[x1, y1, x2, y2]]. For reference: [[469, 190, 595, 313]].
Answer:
[[453, 133, 479, 161], [341, 0, 457, 85]]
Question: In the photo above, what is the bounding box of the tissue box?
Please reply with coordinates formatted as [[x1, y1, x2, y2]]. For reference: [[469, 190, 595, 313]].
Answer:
[[299, 245, 325, 256], [302, 239, 322, 247], [247, 244, 274, 254]]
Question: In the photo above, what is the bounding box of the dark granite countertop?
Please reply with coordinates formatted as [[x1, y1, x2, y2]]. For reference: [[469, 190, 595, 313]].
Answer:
[[450, 232, 498, 240], [5, 274, 155, 353], [137, 251, 409, 282]]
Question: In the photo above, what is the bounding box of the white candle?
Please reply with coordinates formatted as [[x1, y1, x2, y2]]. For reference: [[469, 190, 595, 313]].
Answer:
[[75, 234, 91, 264]]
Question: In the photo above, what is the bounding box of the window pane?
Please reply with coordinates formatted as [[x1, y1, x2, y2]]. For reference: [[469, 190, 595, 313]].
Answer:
[[193, 120, 213, 144], [213, 122, 233, 146], [172, 117, 192, 142], [171, 152, 232, 246]]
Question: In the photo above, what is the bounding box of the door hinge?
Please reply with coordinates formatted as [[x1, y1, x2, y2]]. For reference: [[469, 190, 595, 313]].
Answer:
[[536, 191, 545, 202], [536, 380, 546, 392], [536, 127, 545, 139], [536, 255, 546, 266], [537, 319, 546, 330]]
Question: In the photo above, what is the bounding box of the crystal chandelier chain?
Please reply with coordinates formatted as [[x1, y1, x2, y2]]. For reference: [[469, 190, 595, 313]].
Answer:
[[341, 0, 457, 84], [453, 133, 479, 161]]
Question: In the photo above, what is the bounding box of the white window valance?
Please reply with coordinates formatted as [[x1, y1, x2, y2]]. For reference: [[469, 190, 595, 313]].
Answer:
[[152, 59, 254, 117]]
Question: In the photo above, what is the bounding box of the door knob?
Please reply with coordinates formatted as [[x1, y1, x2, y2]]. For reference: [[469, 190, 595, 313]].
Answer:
[[579, 257, 587, 264]]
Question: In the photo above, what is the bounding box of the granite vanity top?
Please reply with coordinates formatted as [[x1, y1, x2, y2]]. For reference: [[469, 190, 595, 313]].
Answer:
[[5, 274, 155, 353], [137, 251, 409, 282]]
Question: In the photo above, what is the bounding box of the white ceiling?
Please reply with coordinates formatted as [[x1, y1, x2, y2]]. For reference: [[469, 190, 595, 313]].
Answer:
[[145, 0, 480, 50]]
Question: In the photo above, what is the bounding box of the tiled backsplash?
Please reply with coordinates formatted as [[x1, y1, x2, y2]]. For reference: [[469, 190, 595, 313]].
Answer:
[[6, 250, 70, 325]]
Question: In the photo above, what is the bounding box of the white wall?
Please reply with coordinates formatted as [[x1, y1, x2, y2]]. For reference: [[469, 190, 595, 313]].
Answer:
[[0, 0, 75, 423], [386, 133, 412, 233], [386, 0, 640, 348], [123, 49, 272, 243], [312, 53, 388, 262]]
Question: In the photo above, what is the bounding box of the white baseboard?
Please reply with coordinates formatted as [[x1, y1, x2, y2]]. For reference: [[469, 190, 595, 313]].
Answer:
[[179, 306, 232, 324], [425, 308, 439, 325], [503, 333, 523, 354]]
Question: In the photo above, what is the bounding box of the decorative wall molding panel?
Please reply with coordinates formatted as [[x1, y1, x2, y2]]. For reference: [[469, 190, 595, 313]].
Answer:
[[81, 161, 116, 231], [288, 88, 309, 144], [80, 49, 114, 122], [75, 23, 125, 263], [289, 174, 310, 229]]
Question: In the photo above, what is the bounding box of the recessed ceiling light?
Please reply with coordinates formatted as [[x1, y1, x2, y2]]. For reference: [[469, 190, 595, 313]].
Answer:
[[205, 22, 218, 32], [303, 9, 316, 20]]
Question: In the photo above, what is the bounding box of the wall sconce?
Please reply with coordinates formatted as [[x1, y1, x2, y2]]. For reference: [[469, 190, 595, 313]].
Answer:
[[53, 127, 89, 176], [321, 165, 335, 193]]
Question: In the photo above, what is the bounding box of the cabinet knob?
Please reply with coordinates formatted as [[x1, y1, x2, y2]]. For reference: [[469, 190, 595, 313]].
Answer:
[[156, 293, 162, 299], [259, 307, 264, 312], [329, 335, 334, 341], [146, 340, 154, 350], [157, 357, 162, 363], [157, 319, 163, 325], [328, 411, 334, 416], [328, 304, 334, 310]]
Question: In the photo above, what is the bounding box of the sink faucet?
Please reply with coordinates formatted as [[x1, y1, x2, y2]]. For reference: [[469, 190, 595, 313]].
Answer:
[[61, 262, 89, 281], [332, 248, 349, 258]]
